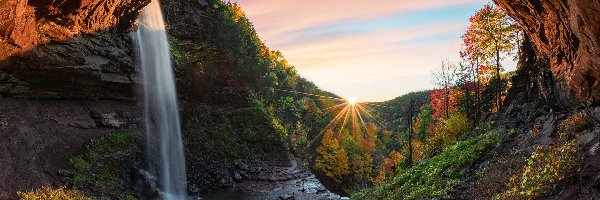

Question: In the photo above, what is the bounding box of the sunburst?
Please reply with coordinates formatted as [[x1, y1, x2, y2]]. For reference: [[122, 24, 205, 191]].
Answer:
[[275, 88, 385, 146]]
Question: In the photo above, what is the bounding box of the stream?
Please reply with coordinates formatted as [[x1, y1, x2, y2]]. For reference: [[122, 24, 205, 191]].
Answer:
[[202, 159, 347, 200]]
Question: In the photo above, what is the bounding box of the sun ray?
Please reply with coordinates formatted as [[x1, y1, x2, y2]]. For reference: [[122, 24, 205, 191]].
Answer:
[[355, 104, 376, 120], [355, 107, 370, 137], [274, 88, 346, 101], [309, 104, 351, 145], [356, 104, 385, 127], [339, 105, 352, 138], [321, 102, 349, 112]]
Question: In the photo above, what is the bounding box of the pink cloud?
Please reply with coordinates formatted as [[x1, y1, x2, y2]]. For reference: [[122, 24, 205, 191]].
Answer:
[[232, 0, 481, 39], [227, 0, 491, 101]]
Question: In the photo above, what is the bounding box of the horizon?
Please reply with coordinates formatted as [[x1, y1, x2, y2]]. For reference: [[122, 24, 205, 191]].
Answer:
[[230, 0, 517, 102]]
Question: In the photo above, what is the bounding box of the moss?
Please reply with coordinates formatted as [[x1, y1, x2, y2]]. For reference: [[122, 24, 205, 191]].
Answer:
[[64, 131, 142, 198]]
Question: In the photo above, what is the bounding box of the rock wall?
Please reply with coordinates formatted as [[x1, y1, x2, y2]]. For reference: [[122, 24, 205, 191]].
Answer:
[[0, 0, 149, 198], [0, 0, 149, 100], [0, 0, 149, 58], [0, 98, 141, 199], [493, 0, 600, 106]]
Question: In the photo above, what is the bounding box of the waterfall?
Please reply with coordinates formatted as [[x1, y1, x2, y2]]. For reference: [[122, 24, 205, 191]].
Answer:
[[136, 0, 187, 199]]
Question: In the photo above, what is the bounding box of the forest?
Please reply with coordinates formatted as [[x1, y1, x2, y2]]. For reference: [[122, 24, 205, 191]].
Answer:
[[0, 0, 599, 200]]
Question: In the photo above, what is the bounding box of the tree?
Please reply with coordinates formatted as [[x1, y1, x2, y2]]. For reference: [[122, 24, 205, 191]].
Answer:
[[432, 60, 458, 119], [429, 88, 459, 121], [343, 138, 373, 182], [406, 99, 416, 166], [462, 3, 520, 111], [413, 104, 434, 140], [314, 130, 349, 183]]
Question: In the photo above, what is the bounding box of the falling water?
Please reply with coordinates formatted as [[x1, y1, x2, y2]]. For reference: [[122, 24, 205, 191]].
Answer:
[[136, 0, 187, 199]]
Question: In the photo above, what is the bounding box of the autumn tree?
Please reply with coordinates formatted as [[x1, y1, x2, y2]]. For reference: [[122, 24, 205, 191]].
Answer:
[[314, 130, 349, 183], [413, 104, 434, 140], [463, 3, 520, 111], [432, 60, 458, 119], [373, 150, 403, 184], [343, 138, 373, 182]]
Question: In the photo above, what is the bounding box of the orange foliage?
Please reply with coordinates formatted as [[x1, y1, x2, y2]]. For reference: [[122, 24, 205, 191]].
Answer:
[[314, 130, 349, 183]]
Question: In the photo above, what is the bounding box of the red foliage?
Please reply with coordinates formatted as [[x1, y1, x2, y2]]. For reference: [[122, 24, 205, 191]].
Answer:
[[429, 89, 459, 120]]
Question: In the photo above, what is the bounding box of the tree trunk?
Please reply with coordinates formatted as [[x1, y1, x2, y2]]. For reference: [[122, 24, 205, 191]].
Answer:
[[407, 99, 414, 166], [496, 41, 502, 111], [475, 58, 480, 126], [445, 86, 450, 119]]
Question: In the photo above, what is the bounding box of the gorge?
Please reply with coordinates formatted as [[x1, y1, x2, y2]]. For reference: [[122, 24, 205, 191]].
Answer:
[[0, 0, 599, 199]]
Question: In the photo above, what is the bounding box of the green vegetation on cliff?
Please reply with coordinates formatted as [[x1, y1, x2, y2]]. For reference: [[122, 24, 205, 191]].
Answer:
[[352, 131, 500, 200], [63, 132, 142, 199]]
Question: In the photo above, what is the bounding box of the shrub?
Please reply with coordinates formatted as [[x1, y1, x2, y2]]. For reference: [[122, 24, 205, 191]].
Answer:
[[424, 112, 470, 156], [17, 186, 90, 200], [64, 132, 142, 195], [352, 131, 500, 200]]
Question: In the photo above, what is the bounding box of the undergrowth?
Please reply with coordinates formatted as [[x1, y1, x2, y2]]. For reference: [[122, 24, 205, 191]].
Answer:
[[17, 186, 90, 200], [352, 131, 500, 200], [63, 132, 142, 199]]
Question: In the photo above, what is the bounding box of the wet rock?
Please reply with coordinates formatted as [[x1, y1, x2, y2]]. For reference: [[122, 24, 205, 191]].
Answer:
[[578, 130, 598, 147], [279, 194, 294, 200], [234, 171, 242, 182], [588, 142, 600, 156]]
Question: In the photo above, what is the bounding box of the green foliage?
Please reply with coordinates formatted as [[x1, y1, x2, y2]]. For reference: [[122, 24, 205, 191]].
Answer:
[[314, 130, 349, 183], [17, 186, 90, 200], [343, 138, 374, 183], [424, 112, 470, 156], [169, 36, 208, 70], [498, 141, 578, 199], [414, 104, 434, 140], [352, 131, 500, 200], [184, 106, 250, 160], [64, 132, 141, 196]]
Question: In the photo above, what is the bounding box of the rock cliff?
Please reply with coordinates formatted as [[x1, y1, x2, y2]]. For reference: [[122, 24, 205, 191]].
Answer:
[[0, 0, 149, 100], [0, 0, 148, 198], [493, 0, 600, 106]]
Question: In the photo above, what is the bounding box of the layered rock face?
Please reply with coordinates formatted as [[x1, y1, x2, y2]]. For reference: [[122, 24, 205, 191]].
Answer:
[[0, 98, 141, 199], [0, 0, 149, 100], [0, 0, 149, 58], [493, 0, 600, 106], [0, 0, 149, 198]]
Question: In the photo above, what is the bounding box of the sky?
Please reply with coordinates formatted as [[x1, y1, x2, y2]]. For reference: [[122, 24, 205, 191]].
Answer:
[[229, 0, 511, 102]]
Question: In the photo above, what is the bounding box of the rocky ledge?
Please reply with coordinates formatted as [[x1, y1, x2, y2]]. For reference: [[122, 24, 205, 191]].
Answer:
[[0, 0, 150, 100]]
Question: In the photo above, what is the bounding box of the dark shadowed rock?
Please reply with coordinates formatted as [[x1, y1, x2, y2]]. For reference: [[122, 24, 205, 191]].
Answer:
[[493, 0, 600, 106], [0, 0, 150, 100], [0, 98, 141, 199]]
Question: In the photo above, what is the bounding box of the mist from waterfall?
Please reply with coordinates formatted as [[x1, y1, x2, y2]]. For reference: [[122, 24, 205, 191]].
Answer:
[[136, 0, 187, 199]]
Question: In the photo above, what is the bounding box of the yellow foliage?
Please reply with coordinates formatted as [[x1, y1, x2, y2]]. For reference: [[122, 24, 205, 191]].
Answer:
[[314, 130, 350, 183], [17, 186, 90, 200]]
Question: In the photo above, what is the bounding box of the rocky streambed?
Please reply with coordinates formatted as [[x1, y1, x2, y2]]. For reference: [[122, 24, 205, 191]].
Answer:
[[202, 156, 346, 200]]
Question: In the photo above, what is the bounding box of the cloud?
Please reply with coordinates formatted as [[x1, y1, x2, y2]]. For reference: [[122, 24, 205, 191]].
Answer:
[[229, 0, 488, 101]]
